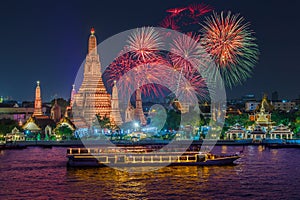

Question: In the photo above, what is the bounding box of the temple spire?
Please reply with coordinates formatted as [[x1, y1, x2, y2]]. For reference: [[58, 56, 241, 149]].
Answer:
[[260, 94, 268, 113], [135, 87, 146, 125], [33, 81, 43, 116], [70, 84, 76, 107], [51, 98, 61, 122], [84, 27, 101, 76], [72, 28, 111, 127], [88, 27, 97, 54], [110, 80, 123, 126]]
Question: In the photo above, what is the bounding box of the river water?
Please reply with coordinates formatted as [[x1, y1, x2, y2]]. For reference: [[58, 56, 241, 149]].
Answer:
[[0, 145, 299, 199]]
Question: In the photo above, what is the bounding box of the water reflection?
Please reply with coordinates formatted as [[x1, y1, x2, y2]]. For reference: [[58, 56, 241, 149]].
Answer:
[[221, 145, 227, 154], [66, 165, 238, 199], [1, 146, 300, 199]]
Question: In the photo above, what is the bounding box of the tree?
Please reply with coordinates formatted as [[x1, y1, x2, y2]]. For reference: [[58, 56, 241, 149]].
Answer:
[[95, 114, 113, 129], [164, 109, 181, 130], [293, 116, 300, 137], [225, 113, 253, 128], [55, 125, 73, 140], [0, 118, 19, 135]]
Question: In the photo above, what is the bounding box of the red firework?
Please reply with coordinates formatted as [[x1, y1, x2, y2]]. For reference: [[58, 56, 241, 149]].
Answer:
[[159, 16, 180, 31], [188, 3, 212, 17], [167, 33, 210, 102], [175, 70, 208, 103], [104, 50, 168, 98], [161, 3, 212, 30], [116, 63, 172, 98], [166, 7, 187, 17]]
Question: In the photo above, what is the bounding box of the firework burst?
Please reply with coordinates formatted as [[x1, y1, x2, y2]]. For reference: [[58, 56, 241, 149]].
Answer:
[[166, 7, 187, 17], [116, 63, 173, 99], [160, 3, 212, 32], [126, 27, 163, 62], [201, 11, 259, 87], [103, 51, 169, 98], [175, 70, 208, 103], [159, 16, 180, 33], [170, 33, 207, 73], [188, 3, 212, 18]]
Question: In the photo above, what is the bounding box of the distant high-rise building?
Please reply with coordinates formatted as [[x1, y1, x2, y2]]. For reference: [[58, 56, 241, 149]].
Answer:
[[242, 94, 256, 102], [33, 81, 43, 116], [271, 91, 279, 101], [273, 100, 296, 112], [72, 28, 111, 127]]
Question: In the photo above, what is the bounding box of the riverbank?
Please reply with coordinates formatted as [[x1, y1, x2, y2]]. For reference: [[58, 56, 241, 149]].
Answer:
[[2, 138, 300, 148]]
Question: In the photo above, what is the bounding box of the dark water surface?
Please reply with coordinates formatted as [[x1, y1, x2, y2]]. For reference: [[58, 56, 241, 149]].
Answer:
[[0, 146, 299, 199]]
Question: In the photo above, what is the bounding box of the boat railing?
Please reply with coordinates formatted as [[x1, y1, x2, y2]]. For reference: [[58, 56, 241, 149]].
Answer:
[[67, 147, 200, 156], [67, 147, 201, 164]]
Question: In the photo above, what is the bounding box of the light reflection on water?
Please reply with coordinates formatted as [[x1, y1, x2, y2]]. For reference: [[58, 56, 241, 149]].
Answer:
[[0, 146, 299, 199]]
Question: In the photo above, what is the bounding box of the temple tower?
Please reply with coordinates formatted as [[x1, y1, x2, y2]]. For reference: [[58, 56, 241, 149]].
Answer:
[[70, 84, 76, 107], [134, 87, 146, 125], [72, 28, 111, 127], [125, 101, 135, 123], [33, 81, 43, 116], [110, 80, 123, 126], [51, 99, 61, 122]]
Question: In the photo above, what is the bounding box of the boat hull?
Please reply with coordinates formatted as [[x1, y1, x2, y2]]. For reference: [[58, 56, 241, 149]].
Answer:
[[67, 155, 240, 167]]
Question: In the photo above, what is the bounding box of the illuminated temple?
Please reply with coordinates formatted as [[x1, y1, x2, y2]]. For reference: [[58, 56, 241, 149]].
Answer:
[[72, 28, 112, 127]]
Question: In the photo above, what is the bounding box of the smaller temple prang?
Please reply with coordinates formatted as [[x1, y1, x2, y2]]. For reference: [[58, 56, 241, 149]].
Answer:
[[110, 80, 123, 126], [70, 84, 76, 107], [51, 99, 62, 123], [125, 101, 134, 123], [134, 87, 146, 125], [33, 81, 43, 116]]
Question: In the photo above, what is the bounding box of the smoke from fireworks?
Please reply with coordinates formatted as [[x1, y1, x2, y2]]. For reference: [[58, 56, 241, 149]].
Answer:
[[201, 11, 259, 87]]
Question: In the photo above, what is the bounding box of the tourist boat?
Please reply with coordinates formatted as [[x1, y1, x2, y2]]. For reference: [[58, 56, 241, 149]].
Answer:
[[66, 147, 241, 167]]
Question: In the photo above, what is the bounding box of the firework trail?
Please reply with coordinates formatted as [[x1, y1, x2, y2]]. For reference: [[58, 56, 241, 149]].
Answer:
[[201, 11, 259, 87]]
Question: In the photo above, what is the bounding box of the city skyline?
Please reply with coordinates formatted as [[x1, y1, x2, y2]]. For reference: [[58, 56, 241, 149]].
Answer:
[[0, 0, 299, 101]]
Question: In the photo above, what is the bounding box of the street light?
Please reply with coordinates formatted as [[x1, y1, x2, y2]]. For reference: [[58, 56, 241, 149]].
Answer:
[[134, 122, 140, 131]]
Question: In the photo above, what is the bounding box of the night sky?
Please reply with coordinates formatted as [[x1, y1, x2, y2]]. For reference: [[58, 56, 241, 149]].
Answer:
[[0, 0, 299, 102]]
